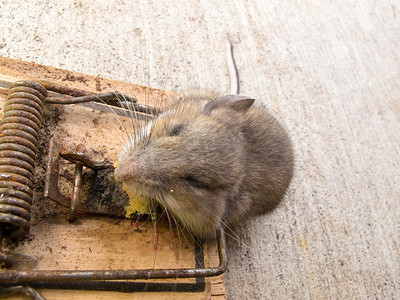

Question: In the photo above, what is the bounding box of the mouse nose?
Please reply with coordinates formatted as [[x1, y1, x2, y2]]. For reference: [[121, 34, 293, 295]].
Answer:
[[114, 158, 144, 182]]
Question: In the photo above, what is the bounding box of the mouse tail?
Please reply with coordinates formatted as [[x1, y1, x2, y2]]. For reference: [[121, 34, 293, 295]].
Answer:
[[226, 40, 240, 95]]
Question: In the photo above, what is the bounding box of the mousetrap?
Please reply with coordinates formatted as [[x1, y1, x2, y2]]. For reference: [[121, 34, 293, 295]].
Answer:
[[0, 57, 227, 299]]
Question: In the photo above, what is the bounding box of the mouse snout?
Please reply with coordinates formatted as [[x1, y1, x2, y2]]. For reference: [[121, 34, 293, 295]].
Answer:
[[114, 157, 144, 183]]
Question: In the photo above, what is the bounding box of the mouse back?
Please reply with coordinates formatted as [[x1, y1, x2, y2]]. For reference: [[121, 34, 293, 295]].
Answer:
[[115, 91, 293, 237]]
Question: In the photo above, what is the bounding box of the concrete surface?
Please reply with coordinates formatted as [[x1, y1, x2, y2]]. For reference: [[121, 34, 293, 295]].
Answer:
[[1, 1, 399, 299]]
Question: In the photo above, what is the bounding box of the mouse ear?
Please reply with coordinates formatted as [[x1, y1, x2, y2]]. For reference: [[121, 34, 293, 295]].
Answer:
[[202, 95, 255, 115]]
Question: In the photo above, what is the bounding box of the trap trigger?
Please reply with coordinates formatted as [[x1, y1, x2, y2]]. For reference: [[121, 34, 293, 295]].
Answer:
[[44, 138, 128, 221]]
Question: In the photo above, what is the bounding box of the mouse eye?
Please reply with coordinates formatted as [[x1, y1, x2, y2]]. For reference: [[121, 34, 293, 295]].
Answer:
[[170, 124, 184, 136], [183, 174, 208, 189]]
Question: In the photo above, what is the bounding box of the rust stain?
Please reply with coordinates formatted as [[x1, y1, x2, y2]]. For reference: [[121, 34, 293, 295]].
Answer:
[[298, 236, 309, 252], [297, 236, 321, 300]]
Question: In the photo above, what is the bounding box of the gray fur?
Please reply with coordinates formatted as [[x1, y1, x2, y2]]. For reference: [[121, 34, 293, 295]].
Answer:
[[115, 91, 294, 238]]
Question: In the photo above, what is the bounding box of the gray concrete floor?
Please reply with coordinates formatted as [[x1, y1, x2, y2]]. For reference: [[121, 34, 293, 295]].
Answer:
[[1, 1, 400, 299]]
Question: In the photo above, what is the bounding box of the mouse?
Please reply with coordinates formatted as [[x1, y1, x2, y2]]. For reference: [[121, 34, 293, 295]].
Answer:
[[114, 89, 294, 238]]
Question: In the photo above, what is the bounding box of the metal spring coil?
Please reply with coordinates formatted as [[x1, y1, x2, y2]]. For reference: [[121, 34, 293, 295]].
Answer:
[[0, 81, 47, 236]]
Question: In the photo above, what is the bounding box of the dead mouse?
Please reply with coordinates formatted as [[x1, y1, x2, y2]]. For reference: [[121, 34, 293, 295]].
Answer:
[[114, 89, 294, 238]]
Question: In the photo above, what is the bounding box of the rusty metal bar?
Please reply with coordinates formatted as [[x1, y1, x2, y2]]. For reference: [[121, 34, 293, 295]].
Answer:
[[37, 81, 92, 97], [45, 91, 136, 105], [45, 92, 159, 115], [0, 228, 226, 284], [38, 80, 159, 115]]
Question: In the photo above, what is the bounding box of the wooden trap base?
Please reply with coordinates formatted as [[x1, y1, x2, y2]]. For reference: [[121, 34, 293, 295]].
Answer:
[[0, 57, 226, 299]]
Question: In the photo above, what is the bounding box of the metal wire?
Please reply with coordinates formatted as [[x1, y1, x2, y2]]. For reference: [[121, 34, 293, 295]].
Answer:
[[0, 81, 47, 237], [0, 228, 227, 286]]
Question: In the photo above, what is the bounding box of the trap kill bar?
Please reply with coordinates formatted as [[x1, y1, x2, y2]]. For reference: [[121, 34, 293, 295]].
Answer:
[[0, 228, 226, 288]]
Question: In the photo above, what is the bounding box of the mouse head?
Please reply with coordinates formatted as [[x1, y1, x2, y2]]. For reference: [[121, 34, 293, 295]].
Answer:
[[115, 93, 254, 237]]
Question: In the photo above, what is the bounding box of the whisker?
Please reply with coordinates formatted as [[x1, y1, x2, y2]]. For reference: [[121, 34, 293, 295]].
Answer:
[[82, 94, 132, 146], [156, 192, 194, 249]]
